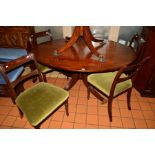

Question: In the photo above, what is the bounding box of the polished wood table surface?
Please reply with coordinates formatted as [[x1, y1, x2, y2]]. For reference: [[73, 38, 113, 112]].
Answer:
[[32, 38, 136, 96]]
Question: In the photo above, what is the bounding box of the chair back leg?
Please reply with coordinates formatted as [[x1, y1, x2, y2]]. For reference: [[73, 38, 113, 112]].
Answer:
[[127, 88, 132, 110], [108, 97, 113, 122], [42, 73, 47, 82]]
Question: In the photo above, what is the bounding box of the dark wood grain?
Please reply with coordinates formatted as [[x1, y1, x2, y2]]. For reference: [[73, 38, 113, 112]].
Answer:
[[32, 38, 136, 73], [32, 38, 136, 93]]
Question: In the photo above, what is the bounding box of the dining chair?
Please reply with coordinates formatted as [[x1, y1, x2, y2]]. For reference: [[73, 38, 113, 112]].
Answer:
[[30, 29, 55, 82], [0, 53, 69, 128], [87, 56, 150, 122]]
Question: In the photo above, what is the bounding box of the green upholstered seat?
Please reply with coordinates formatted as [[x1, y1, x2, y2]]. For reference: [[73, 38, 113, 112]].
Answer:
[[16, 82, 69, 126], [37, 63, 53, 73], [87, 71, 132, 97]]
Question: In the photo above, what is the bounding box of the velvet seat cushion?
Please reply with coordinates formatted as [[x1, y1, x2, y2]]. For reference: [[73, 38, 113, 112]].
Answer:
[[0, 66, 24, 84], [16, 82, 69, 126], [87, 71, 132, 97], [0, 48, 27, 62], [37, 63, 53, 73]]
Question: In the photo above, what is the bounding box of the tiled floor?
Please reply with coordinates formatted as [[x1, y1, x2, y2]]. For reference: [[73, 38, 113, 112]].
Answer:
[[0, 73, 155, 129]]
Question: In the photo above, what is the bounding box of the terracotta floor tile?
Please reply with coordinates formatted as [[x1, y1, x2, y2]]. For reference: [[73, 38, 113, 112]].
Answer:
[[87, 106, 98, 115], [71, 84, 80, 90], [0, 126, 11, 129], [2, 116, 16, 127], [86, 124, 99, 129], [148, 98, 155, 104], [68, 97, 78, 104], [120, 108, 132, 118], [131, 101, 141, 110], [99, 126, 111, 129], [79, 85, 87, 91], [88, 98, 98, 106], [76, 105, 87, 114], [69, 90, 79, 97], [77, 98, 88, 105], [142, 110, 155, 120], [134, 119, 147, 129], [98, 107, 108, 116], [68, 104, 77, 113], [8, 106, 20, 117], [112, 108, 121, 117], [51, 111, 64, 121], [40, 120, 51, 129], [137, 96, 149, 103], [112, 100, 119, 109], [117, 94, 127, 101], [79, 90, 88, 97], [150, 103, 155, 110], [57, 106, 65, 112], [118, 100, 128, 109], [49, 121, 62, 129], [132, 110, 144, 119], [0, 98, 13, 106], [0, 115, 6, 124], [75, 113, 86, 124], [110, 117, 123, 128], [13, 117, 27, 128], [61, 122, 74, 129], [98, 115, 110, 126], [24, 122, 34, 129], [63, 112, 75, 122], [86, 114, 98, 125], [139, 102, 152, 110], [122, 118, 135, 129], [0, 106, 12, 115], [130, 95, 138, 102], [146, 120, 155, 129], [73, 123, 86, 129]]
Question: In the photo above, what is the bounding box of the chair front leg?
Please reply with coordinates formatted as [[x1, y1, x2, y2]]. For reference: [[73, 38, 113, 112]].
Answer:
[[127, 88, 132, 110], [34, 124, 41, 129], [17, 107, 23, 118], [87, 86, 91, 100], [65, 100, 69, 116]]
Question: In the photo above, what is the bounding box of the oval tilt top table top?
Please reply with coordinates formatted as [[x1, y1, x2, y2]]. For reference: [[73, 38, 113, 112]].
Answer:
[[32, 38, 136, 73]]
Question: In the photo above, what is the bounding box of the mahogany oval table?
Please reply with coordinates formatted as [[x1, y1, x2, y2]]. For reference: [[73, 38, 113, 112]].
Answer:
[[32, 38, 136, 100]]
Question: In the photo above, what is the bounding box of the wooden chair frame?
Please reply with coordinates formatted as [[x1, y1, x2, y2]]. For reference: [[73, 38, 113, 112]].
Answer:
[[0, 53, 69, 128], [87, 56, 150, 122]]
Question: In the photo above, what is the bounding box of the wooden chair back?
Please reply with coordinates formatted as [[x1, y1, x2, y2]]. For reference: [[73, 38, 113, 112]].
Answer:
[[30, 29, 53, 47], [0, 53, 43, 103], [110, 56, 150, 97]]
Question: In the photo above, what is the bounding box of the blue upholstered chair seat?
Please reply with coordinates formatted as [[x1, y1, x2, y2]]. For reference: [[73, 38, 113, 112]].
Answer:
[[0, 66, 24, 84], [0, 48, 27, 62]]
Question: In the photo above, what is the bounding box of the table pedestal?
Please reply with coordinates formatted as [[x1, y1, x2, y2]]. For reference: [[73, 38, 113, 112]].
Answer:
[[58, 26, 104, 57], [64, 72, 105, 101]]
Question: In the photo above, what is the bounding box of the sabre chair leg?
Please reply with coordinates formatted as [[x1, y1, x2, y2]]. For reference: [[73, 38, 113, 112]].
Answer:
[[127, 88, 132, 110], [87, 86, 91, 100], [17, 107, 23, 118], [42, 73, 47, 82], [65, 100, 69, 116], [34, 124, 40, 129], [108, 98, 113, 122]]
